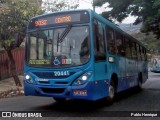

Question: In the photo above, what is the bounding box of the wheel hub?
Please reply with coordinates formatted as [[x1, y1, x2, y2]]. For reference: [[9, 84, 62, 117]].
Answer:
[[109, 85, 115, 99]]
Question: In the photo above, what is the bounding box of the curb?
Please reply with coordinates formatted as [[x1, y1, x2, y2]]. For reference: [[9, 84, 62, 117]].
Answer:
[[0, 87, 24, 99], [0, 76, 24, 99]]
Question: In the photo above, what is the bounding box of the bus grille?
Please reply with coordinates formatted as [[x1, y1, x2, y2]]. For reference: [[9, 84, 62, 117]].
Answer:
[[41, 88, 65, 94]]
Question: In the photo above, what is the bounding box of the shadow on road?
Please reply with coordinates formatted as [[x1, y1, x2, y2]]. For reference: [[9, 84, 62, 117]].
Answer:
[[115, 87, 142, 102], [32, 98, 111, 112], [31, 87, 141, 113]]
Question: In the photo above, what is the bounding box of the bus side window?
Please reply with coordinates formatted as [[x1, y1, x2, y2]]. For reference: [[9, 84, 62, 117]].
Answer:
[[106, 27, 115, 54], [131, 42, 137, 60], [125, 38, 132, 59], [141, 47, 144, 61], [138, 45, 142, 61], [136, 44, 140, 61], [93, 19, 106, 61], [115, 32, 125, 56], [144, 49, 147, 61], [142, 47, 145, 61]]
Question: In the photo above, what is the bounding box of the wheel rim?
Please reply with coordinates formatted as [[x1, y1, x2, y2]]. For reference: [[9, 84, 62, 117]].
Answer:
[[109, 85, 115, 99]]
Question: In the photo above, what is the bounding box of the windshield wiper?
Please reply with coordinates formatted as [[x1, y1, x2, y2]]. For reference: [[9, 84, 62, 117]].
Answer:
[[57, 32, 60, 52], [57, 25, 72, 43], [57, 25, 72, 52]]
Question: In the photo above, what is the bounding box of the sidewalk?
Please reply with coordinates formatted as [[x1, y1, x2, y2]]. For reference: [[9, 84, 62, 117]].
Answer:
[[0, 76, 24, 98]]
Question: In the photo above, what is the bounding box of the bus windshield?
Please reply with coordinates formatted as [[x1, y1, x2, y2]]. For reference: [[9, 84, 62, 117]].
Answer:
[[27, 26, 90, 68]]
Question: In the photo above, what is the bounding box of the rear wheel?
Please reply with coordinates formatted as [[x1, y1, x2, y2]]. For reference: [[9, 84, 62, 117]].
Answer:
[[53, 98, 66, 103], [137, 73, 143, 90]]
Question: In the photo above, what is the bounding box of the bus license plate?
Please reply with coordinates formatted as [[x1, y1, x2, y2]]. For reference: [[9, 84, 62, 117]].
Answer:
[[73, 90, 87, 96]]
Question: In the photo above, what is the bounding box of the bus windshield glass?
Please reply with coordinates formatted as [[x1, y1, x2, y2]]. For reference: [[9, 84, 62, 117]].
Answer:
[[27, 26, 90, 68]]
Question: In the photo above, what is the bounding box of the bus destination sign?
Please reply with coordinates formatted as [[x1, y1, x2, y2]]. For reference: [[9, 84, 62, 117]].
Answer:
[[29, 11, 90, 29], [34, 14, 78, 27]]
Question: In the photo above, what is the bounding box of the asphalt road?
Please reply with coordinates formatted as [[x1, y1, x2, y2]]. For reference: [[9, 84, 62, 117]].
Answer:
[[0, 72, 160, 119]]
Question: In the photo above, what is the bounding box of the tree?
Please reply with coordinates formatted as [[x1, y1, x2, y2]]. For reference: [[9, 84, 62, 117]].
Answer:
[[0, 0, 79, 86], [94, 0, 160, 38], [42, 0, 79, 12], [0, 0, 43, 86]]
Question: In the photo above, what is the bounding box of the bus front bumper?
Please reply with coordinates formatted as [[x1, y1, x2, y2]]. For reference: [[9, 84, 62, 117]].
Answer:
[[24, 80, 108, 101], [24, 81, 104, 101]]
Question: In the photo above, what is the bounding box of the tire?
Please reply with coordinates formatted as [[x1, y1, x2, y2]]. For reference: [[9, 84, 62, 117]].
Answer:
[[53, 98, 66, 103], [137, 73, 142, 91], [107, 81, 116, 104]]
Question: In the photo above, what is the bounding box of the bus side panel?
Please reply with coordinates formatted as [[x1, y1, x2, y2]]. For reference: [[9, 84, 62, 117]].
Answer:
[[125, 59, 138, 89], [116, 57, 137, 92], [116, 56, 128, 92], [94, 62, 109, 99]]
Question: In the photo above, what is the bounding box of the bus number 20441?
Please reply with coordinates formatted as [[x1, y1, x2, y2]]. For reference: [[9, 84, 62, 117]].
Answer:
[[54, 71, 70, 76]]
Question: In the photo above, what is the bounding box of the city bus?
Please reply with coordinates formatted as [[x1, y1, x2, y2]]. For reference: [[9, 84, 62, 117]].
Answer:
[[151, 58, 160, 73], [24, 9, 148, 102]]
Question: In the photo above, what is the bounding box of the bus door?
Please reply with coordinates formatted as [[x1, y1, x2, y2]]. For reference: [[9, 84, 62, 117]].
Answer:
[[93, 19, 107, 98], [106, 28, 117, 80]]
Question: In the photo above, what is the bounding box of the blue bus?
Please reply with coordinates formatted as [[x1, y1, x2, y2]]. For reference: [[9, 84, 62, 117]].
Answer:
[[24, 9, 148, 102], [151, 58, 160, 73]]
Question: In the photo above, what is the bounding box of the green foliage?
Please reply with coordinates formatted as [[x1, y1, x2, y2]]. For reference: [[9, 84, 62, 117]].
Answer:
[[0, 0, 43, 49], [143, 34, 160, 54], [1, 39, 15, 50], [0, 0, 79, 50], [94, 0, 160, 38]]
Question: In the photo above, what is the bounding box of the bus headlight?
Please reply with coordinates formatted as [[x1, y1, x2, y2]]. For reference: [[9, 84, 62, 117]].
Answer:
[[72, 71, 92, 86], [82, 75, 87, 81], [25, 74, 30, 80], [24, 74, 33, 83]]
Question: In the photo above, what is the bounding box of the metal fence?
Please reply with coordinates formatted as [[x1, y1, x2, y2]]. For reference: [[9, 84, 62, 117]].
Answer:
[[0, 48, 24, 80]]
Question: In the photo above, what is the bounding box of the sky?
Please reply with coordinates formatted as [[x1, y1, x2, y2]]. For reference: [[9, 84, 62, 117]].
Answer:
[[78, 0, 136, 24]]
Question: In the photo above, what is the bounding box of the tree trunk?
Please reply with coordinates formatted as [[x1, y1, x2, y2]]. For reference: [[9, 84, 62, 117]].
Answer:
[[6, 49, 22, 87]]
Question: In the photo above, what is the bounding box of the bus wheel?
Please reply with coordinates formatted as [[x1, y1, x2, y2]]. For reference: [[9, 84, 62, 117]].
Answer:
[[107, 81, 116, 103], [137, 73, 142, 90], [53, 98, 66, 103]]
